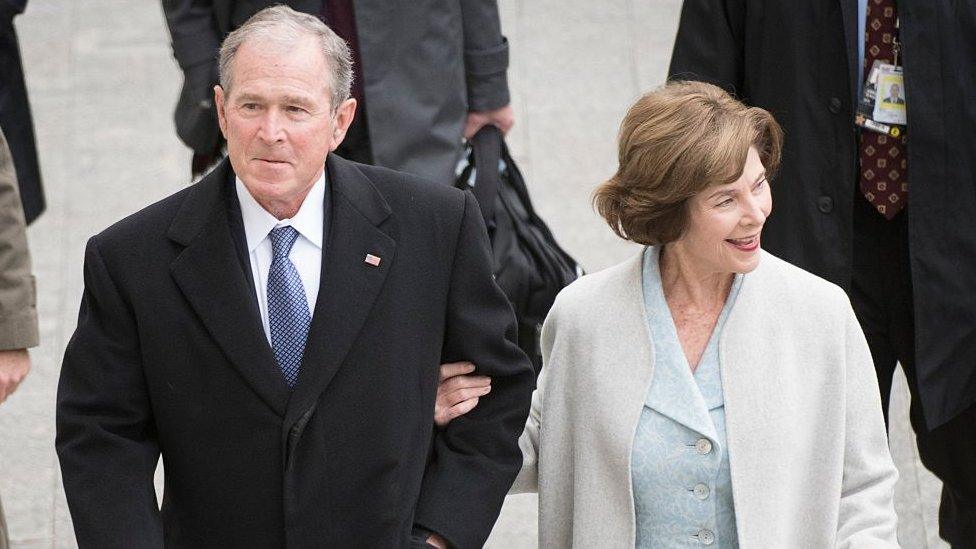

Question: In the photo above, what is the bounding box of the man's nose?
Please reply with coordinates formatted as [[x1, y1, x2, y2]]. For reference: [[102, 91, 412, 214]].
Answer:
[[257, 110, 286, 143]]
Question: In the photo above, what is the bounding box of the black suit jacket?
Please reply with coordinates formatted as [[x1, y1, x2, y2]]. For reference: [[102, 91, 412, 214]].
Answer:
[[56, 155, 534, 548], [669, 0, 976, 429]]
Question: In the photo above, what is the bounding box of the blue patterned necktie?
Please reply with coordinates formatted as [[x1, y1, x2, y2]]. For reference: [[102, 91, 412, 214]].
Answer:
[[267, 226, 311, 388]]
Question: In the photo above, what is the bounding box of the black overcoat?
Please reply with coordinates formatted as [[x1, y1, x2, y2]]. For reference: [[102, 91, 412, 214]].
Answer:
[[669, 0, 976, 429], [0, 0, 44, 223], [56, 155, 534, 548]]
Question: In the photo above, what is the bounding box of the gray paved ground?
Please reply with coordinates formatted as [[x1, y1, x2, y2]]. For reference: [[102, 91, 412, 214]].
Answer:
[[1, 0, 946, 546]]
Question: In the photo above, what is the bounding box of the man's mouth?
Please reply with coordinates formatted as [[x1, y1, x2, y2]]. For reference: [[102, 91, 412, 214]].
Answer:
[[725, 234, 760, 251]]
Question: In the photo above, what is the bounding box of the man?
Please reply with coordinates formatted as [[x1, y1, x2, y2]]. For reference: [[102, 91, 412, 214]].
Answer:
[[0, 0, 44, 223], [162, 0, 515, 182], [0, 126, 38, 547], [669, 1, 976, 545], [56, 7, 533, 548], [883, 83, 905, 104]]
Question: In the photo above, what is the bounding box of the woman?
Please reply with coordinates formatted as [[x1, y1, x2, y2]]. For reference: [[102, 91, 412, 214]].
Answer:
[[443, 81, 899, 547]]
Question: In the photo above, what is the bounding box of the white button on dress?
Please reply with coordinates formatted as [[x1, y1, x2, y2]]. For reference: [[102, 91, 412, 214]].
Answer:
[[696, 438, 713, 455]]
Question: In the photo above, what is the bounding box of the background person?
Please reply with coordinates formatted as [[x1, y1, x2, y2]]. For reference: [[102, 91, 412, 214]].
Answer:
[[162, 0, 515, 181], [0, 127, 38, 548], [56, 7, 533, 547], [509, 81, 899, 547], [669, 2, 976, 544]]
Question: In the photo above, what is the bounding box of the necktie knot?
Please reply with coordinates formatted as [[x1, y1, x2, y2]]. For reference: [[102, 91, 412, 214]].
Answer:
[[270, 226, 300, 260]]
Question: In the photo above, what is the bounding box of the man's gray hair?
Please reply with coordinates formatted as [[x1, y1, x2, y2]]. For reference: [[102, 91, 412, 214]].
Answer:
[[218, 5, 353, 110]]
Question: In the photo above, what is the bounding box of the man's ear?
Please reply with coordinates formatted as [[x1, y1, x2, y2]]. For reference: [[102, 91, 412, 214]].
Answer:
[[214, 85, 227, 136], [329, 98, 357, 151]]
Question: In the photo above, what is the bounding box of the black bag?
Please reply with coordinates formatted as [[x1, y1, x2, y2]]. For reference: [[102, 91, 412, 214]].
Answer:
[[456, 126, 583, 374]]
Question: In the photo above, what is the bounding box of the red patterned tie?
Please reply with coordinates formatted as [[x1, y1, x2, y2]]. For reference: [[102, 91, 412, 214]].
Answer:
[[859, 0, 907, 220]]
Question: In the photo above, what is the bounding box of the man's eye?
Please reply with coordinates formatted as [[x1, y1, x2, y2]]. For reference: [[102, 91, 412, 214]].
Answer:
[[242, 103, 260, 111], [287, 106, 308, 114], [717, 198, 734, 207]]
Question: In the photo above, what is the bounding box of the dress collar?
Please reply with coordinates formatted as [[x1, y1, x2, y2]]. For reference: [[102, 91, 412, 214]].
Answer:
[[235, 172, 326, 253]]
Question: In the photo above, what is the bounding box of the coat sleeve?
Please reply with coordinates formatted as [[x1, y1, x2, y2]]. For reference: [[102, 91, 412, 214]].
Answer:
[[412, 191, 535, 549], [835, 307, 899, 547], [0, 127, 37, 350], [161, 0, 222, 154], [667, 0, 746, 94], [56, 238, 163, 548], [459, 0, 511, 112], [161, 0, 220, 71]]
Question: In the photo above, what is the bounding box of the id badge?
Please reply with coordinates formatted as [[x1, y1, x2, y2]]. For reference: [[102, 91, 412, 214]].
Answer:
[[873, 64, 907, 125], [854, 61, 907, 137]]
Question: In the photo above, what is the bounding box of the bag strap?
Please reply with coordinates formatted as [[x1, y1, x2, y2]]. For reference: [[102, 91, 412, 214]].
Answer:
[[469, 125, 504, 222]]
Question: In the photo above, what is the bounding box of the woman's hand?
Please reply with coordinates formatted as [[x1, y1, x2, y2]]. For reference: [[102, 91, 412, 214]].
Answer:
[[434, 362, 491, 427]]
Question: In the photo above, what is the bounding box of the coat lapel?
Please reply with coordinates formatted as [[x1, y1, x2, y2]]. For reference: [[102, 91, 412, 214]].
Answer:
[[167, 161, 289, 416], [839, 0, 860, 105], [718, 253, 779, 547], [642, 248, 719, 441], [596, 253, 657, 486], [284, 154, 396, 430]]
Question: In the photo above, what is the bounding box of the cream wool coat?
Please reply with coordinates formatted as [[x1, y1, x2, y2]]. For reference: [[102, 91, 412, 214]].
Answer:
[[512, 250, 899, 548]]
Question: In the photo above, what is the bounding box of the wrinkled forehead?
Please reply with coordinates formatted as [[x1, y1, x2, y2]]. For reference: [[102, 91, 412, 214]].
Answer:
[[233, 33, 328, 76], [229, 37, 331, 95]]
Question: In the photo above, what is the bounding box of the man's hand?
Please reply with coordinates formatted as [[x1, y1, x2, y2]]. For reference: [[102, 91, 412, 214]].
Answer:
[[435, 362, 490, 427], [426, 532, 449, 548], [0, 349, 30, 404], [463, 104, 515, 139]]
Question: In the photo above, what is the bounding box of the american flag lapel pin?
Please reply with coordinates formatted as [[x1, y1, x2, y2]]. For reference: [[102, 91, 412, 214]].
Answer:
[[364, 253, 382, 267]]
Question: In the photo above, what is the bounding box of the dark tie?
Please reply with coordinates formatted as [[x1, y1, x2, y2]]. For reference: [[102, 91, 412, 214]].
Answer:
[[859, 0, 907, 219], [267, 226, 311, 388]]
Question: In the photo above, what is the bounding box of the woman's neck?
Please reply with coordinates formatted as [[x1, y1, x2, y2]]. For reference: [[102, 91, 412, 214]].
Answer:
[[659, 244, 734, 309]]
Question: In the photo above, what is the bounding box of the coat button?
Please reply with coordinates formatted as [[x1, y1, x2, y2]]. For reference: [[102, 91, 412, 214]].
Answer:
[[699, 529, 715, 545], [695, 438, 713, 455], [828, 97, 842, 113], [693, 483, 710, 500], [818, 196, 834, 213]]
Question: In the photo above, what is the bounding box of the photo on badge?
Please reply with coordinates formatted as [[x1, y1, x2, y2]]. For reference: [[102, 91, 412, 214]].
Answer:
[[874, 70, 907, 125]]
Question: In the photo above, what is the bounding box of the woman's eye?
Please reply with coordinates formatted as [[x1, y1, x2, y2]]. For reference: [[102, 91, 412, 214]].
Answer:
[[754, 179, 767, 191], [717, 198, 734, 208]]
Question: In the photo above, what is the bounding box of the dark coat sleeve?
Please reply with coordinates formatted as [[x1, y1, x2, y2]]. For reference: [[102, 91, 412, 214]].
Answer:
[[668, 0, 746, 94], [161, 0, 222, 154], [56, 238, 163, 548], [412, 192, 534, 549], [459, 0, 510, 112]]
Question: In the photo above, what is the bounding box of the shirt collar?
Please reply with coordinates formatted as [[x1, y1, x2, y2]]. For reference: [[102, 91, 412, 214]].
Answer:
[[235, 171, 326, 253]]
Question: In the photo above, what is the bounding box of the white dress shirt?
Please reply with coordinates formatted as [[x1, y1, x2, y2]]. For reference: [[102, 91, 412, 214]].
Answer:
[[235, 173, 325, 344]]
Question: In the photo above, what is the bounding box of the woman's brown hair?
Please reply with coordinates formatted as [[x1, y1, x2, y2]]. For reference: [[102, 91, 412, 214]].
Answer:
[[593, 80, 783, 245]]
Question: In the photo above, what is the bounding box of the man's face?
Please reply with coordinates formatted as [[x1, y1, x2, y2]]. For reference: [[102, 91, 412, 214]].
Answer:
[[890, 84, 901, 98], [215, 36, 355, 217]]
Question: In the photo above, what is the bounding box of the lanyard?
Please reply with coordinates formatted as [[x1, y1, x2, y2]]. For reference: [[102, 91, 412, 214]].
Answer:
[[893, 17, 902, 67]]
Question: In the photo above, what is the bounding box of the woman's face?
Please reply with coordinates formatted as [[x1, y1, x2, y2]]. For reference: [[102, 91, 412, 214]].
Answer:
[[676, 146, 771, 274]]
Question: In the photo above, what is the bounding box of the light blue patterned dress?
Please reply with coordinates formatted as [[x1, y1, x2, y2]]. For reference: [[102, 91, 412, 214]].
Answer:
[[632, 247, 742, 548]]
